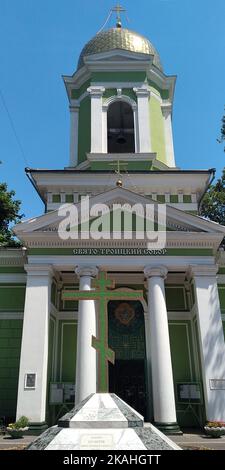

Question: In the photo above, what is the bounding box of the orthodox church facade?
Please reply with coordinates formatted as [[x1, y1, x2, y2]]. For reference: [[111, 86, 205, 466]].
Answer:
[[1, 15, 225, 434]]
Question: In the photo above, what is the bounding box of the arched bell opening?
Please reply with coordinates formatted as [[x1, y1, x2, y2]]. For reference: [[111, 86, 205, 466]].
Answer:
[[107, 101, 135, 153]]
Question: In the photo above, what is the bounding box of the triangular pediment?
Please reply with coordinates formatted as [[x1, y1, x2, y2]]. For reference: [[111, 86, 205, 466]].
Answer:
[[84, 49, 154, 65], [14, 187, 225, 241]]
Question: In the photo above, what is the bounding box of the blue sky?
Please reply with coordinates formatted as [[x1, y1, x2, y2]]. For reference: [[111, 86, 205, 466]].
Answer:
[[0, 0, 224, 219]]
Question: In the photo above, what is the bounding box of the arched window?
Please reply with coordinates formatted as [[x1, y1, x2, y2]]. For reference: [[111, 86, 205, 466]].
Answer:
[[107, 101, 135, 153]]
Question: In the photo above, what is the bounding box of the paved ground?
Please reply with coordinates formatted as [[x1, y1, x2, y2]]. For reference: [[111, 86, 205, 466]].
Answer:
[[170, 429, 225, 451], [1, 429, 225, 450], [0, 434, 34, 450]]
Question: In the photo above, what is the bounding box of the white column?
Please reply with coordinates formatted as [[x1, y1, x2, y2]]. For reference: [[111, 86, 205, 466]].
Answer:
[[133, 87, 151, 152], [69, 102, 80, 167], [87, 86, 105, 153], [190, 265, 225, 421], [75, 266, 98, 405], [102, 107, 108, 153], [161, 104, 176, 168], [144, 266, 179, 432], [16, 265, 53, 425]]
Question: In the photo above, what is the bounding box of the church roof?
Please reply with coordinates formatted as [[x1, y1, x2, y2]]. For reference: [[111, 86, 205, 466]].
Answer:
[[77, 27, 163, 71]]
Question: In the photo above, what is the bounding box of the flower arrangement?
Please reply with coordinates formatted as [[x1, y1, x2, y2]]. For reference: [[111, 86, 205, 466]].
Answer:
[[7, 416, 29, 439], [204, 421, 225, 438]]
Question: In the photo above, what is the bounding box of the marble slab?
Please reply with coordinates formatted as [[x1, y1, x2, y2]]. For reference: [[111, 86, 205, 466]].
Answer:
[[70, 394, 127, 428], [28, 393, 181, 451], [45, 428, 147, 450]]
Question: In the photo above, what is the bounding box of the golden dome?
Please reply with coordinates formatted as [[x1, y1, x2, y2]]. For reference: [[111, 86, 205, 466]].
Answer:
[[77, 27, 162, 71]]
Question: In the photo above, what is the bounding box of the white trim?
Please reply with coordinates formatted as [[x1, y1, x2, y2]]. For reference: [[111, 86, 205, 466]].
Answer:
[[58, 311, 78, 320], [102, 94, 137, 110], [167, 311, 192, 320], [0, 274, 26, 283], [87, 152, 155, 163], [134, 87, 151, 152], [192, 315, 201, 381], [26, 255, 217, 273], [53, 316, 59, 381], [161, 104, 176, 168], [69, 104, 80, 167], [87, 86, 105, 153], [49, 315, 56, 381], [0, 311, 24, 319]]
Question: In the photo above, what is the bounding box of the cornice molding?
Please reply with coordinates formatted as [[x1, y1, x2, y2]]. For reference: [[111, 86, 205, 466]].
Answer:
[[24, 264, 55, 278], [188, 264, 219, 278]]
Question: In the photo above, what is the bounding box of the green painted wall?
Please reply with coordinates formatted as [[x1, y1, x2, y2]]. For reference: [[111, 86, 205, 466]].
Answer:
[[165, 286, 187, 311], [218, 286, 225, 313], [90, 161, 152, 171], [0, 285, 26, 311], [0, 267, 25, 274], [0, 319, 23, 420], [150, 95, 166, 165], [71, 80, 90, 100], [169, 321, 202, 427], [92, 72, 146, 82], [28, 248, 213, 256], [57, 321, 77, 382], [78, 96, 91, 164]]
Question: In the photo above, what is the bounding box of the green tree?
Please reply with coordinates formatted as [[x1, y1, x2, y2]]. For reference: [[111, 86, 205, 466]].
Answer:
[[200, 168, 225, 230], [0, 183, 23, 247], [217, 111, 225, 152]]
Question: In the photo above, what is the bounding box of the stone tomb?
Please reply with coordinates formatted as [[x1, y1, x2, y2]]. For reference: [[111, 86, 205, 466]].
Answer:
[[28, 393, 180, 450]]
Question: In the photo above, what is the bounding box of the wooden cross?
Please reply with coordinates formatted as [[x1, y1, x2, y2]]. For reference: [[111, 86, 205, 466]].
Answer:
[[62, 272, 143, 392]]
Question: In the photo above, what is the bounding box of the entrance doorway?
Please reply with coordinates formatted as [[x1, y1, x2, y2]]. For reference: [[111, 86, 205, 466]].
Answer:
[[108, 299, 147, 418]]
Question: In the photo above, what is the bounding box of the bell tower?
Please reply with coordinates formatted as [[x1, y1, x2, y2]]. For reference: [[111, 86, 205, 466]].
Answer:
[[63, 7, 177, 171]]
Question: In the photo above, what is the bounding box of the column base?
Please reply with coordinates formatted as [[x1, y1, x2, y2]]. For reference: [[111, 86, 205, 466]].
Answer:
[[154, 421, 182, 435], [26, 422, 48, 435]]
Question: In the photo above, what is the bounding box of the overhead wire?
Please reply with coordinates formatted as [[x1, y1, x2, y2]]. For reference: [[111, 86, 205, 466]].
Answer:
[[0, 88, 29, 167]]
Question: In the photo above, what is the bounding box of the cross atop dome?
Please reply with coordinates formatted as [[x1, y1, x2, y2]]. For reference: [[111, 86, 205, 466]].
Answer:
[[112, 3, 126, 28]]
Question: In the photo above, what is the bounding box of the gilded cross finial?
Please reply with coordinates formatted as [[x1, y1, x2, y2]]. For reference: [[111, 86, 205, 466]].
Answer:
[[109, 160, 128, 187], [112, 4, 126, 28]]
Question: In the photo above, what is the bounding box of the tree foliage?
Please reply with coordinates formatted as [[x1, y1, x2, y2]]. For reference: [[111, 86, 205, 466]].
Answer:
[[200, 168, 225, 228], [0, 183, 23, 247], [218, 111, 225, 152]]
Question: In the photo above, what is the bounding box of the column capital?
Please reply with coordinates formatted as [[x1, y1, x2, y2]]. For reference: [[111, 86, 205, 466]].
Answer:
[[144, 265, 168, 279], [87, 86, 105, 98], [188, 264, 219, 278], [24, 264, 54, 278], [133, 87, 150, 98], [75, 266, 99, 278]]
